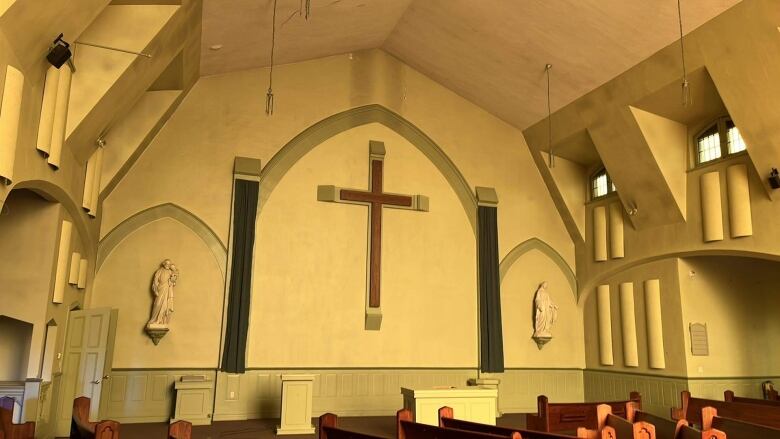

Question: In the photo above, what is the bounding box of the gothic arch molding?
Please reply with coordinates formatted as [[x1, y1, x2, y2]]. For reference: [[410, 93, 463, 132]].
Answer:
[[97, 203, 227, 276], [258, 104, 478, 234], [499, 238, 577, 299]]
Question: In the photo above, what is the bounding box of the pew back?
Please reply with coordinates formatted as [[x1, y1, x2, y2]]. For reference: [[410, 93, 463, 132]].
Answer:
[[630, 411, 683, 439], [673, 391, 780, 429], [0, 397, 34, 439], [399, 420, 519, 439], [438, 410, 578, 439], [724, 390, 780, 407], [711, 416, 780, 439], [318, 413, 385, 439], [528, 393, 641, 433], [602, 414, 655, 439], [71, 397, 120, 439], [168, 421, 192, 439]]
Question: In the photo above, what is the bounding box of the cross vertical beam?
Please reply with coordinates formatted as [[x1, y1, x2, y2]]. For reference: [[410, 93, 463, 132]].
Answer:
[[317, 141, 429, 330]]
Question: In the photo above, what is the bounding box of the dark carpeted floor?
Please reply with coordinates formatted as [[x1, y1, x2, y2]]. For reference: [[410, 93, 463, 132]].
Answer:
[[117, 414, 529, 439]]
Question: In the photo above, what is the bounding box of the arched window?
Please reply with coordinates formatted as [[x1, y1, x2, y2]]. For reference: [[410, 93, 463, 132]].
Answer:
[[591, 168, 616, 199], [696, 117, 747, 165]]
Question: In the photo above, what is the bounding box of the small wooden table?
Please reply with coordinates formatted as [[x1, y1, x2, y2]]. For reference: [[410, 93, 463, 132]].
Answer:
[[401, 386, 498, 426]]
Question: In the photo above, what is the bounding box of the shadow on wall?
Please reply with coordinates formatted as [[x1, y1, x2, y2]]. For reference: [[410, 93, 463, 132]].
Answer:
[[0, 315, 33, 381]]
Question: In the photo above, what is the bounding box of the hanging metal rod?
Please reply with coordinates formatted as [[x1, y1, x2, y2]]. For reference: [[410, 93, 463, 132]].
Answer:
[[75, 41, 152, 58]]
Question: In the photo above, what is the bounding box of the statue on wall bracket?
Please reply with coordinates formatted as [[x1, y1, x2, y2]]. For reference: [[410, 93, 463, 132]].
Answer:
[[532, 281, 558, 349], [145, 259, 179, 345]]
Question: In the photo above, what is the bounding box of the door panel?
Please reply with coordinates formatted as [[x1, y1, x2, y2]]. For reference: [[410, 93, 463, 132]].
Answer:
[[54, 308, 116, 436]]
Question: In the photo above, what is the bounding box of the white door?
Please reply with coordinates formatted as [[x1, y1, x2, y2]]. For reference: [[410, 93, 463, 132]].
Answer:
[[54, 308, 116, 436]]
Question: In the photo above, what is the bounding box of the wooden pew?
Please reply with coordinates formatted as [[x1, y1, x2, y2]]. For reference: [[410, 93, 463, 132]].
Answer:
[[526, 392, 641, 433], [576, 404, 655, 439], [167, 421, 192, 439], [437, 406, 580, 439], [0, 397, 34, 439], [397, 409, 521, 439], [70, 397, 120, 439], [318, 413, 386, 439], [319, 410, 525, 439], [724, 390, 780, 407], [671, 390, 780, 429], [702, 406, 780, 439], [626, 404, 686, 439]]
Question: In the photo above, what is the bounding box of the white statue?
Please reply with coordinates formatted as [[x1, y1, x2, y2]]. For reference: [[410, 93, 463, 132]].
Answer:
[[532, 281, 558, 348], [147, 259, 179, 328]]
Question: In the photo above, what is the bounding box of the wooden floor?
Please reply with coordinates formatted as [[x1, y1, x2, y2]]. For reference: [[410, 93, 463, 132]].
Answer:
[[118, 414, 529, 439]]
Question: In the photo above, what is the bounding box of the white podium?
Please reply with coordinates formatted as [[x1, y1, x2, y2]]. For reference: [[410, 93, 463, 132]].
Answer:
[[401, 386, 497, 426], [276, 374, 316, 435]]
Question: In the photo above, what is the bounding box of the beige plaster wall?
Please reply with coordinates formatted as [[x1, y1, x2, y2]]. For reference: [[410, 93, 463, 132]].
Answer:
[[501, 248, 583, 368], [102, 49, 572, 266], [91, 217, 223, 368], [100, 49, 575, 369], [679, 256, 780, 378], [0, 190, 87, 379], [0, 316, 32, 381], [582, 152, 780, 293], [248, 123, 476, 367], [583, 258, 687, 377]]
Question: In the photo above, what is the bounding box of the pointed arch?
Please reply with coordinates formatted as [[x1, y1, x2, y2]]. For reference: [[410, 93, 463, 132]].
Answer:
[[97, 203, 226, 276], [7, 179, 95, 253], [258, 104, 478, 234], [499, 238, 577, 299]]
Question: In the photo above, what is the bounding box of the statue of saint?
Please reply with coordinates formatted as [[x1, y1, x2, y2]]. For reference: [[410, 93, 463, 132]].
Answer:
[[532, 281, 558, 339], [147, 259, 179, 328]]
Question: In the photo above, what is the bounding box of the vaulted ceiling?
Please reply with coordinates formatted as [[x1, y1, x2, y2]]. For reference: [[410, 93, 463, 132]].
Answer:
[[201, 0, 742, 129]]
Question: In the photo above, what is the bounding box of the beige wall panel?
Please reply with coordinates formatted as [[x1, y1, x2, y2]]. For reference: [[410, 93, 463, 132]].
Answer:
[[0, 191, 85, 380], [725, 164, 752, 238], [47, 65, 72, 169], [596, 285, 614, 366], [82, 149, 98, 212], [88, 147, 104, 217], [77, 259, 88, 289], [643, 279, 665, 370], [584, 259, 686, 376], [501, 249, 583, 368], [36, 66, 60, 156], [198, 368, 584, 421], [249, 124, 476, 367], [699, 171, 723, 242], [103, 369, 216, 422], [102, 50, 574, 267], [679, 257, 780, 378], [52, 220, 73, 304], [619, 283, 638, 367], [91, 218, 223, 368], [609, 202, 624, 259], [68, 252, 81, 285], [584, 370, 687, 417], [688, 377, 780, 400], [593, 206, 608, 261], [0, 65, 24, 184]]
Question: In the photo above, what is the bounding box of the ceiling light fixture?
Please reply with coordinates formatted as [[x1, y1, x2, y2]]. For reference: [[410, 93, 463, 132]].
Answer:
[[266, 0, 278, 116], [545, 63, 554, 168], [677, 0, 691, 107], [209, 44, 223, 51]]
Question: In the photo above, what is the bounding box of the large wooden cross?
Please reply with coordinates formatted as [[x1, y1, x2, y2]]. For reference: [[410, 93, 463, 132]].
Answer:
[[317, 141, 429, 330]]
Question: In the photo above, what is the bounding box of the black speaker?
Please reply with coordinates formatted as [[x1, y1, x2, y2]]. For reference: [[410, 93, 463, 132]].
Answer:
[[770, 168, 780, 189], [46, 34, 71, 69]]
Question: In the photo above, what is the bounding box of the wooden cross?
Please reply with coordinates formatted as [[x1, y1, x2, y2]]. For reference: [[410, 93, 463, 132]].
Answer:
[[317, 141, 429, 330]]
